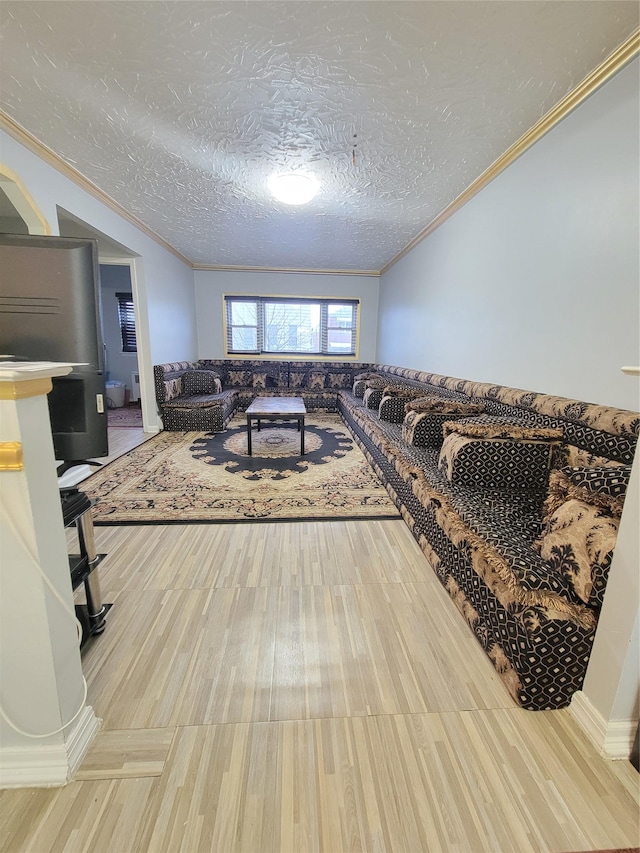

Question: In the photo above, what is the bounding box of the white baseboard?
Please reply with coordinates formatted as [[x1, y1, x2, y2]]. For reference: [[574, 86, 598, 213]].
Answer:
[[0, 705, 100, 788], [570, 691, 638, 759], [64, 705, 101, 780]]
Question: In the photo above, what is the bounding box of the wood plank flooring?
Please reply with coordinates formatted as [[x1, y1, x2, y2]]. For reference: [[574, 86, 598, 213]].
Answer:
[[1, 430, 638, 852]]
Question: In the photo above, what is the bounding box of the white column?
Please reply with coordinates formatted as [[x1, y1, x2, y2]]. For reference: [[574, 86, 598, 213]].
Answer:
[[0, 363, 99, 787]]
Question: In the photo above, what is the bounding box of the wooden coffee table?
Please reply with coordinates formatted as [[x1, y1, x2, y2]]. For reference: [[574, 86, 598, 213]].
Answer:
[[245, 396, 307, 456]]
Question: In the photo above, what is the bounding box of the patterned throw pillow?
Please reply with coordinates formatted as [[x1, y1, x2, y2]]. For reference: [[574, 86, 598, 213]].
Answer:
[[405, 397, 483, 415], [544, 465, 631, 519], [327, 372, 350, 389], [252, 372, 268, 390], [289, 371, 306, 388], [438, 432, 558, 492], [182, 370, 222, 396], [365, 376, 387, 390], [277, 370, 290, 389], [353, 379, 368, 398], [561, 445, 626, 469], [441, 415, 563, 442], [379, 395, 412, 423], [363, 387, 385, 410], [226, 369, 252, 387], [163, 377, 183, 402], [383, 385, 421, 399], [402, 410, 466, 448], [535, 498, 619, 609], [307, 372, 326, 391]]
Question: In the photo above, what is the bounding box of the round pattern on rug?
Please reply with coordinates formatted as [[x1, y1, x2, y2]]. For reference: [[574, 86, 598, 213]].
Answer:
[[190, 423, 354, 480]]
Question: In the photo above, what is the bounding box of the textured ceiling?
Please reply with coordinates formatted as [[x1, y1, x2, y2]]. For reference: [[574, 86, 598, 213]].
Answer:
[[1, 1, 638, 271]]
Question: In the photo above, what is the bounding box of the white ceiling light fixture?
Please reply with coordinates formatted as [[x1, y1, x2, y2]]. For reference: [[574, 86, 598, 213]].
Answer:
[[268, 172, 318, 206]]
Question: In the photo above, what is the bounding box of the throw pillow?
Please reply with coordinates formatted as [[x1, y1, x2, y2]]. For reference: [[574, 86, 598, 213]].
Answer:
[[277, 370, 290, 388], [535, 498, 619, 609], [252, 372, 268, 390], [226, 369, 252, 387], [327, 372, 350, 389], [561, 445, 627, 469], [379, 395, 412, 423], [365, 376, 387, 390], [544, 465, 631, 519], [308, 372, 326, 391], [438, 431, 559, 492], [402, 410, 466, 448], [405, 397, 484, 415], [352, 379, 368, 398], [383, 385, 421, 399], [289, 371, 306, 388], [163, 377, 183, 402], [182, 370, 222, 396], [441, 415, 562, 441]]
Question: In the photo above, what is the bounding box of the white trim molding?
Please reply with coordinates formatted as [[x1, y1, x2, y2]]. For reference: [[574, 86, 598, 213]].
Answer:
[[65, 705, 101, 781], [570, 691, 638, 760], [0, 706, 100, 789]]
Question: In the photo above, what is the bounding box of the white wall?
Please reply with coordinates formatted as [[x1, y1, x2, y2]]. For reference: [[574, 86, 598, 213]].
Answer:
[[0, 130, 198, 427], [194, 269, 380, 362], [377, 58, 640, 412]]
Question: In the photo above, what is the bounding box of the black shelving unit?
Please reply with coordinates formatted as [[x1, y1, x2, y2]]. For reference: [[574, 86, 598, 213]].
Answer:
[[61, 488, 110, 647]]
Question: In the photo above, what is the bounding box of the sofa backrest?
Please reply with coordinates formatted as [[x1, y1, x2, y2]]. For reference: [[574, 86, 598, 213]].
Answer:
[[375, 365, 639, 466]]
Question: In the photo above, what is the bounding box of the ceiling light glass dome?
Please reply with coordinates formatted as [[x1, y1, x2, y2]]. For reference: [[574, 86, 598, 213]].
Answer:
[[268, 173, 318, 205]]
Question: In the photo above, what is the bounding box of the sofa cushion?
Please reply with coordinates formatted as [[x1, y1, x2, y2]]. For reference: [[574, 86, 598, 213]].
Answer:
[[162, 393, 224, 409], [535, 498, 619, 609], [352, 379, 368, 398], [442, 415, 563, 441], [226, 369, 252, 387], [363, 387, 385, 410], [163, 377, 183, 402], [327, 372, 351, 389], [252, 371, 268, 390], [544, 465, 631, 519], [401, 410, 469, 448], [365, 376, 388, 390], [383, 385, 421, 399], [308, 371, 326, 391], [438, 431, 558, 492], [182, 369, 222, 396], [379, 391, 420, 423], [289, 370, 306, 388], [405, 397, 483, 415]]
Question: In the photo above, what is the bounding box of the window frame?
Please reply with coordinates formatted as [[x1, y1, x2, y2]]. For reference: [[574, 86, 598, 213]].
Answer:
[[224, 295, 359, 358]]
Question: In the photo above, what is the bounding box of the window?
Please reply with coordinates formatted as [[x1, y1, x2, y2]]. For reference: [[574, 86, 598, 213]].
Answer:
[[224, 296, 358, 356], [116, 292, 137, 353]]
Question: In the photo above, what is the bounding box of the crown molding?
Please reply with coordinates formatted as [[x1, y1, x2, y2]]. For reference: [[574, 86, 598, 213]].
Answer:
[[193, 264, 380, 277], [0, 111, 192, 268], [382, 29, 640, 275]]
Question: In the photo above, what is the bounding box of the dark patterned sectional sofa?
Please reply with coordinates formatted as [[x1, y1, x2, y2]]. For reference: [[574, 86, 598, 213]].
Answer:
[[153, 359, 377, 431], [153, 358, 638, 710]]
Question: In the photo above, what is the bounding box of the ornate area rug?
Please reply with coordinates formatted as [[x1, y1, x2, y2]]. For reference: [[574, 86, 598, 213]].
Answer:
[[107, 404, 143, 428], [84, 413, 400, 524]]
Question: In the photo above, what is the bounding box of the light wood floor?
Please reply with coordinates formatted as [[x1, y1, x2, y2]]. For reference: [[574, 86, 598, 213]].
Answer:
[[1, 429, 638, 852]]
